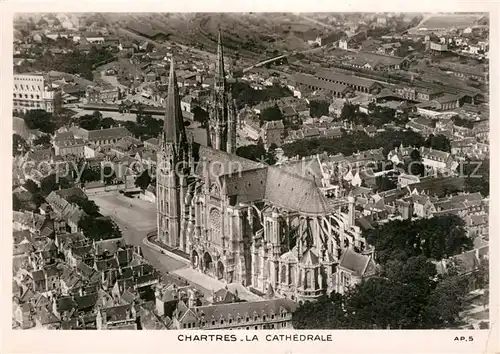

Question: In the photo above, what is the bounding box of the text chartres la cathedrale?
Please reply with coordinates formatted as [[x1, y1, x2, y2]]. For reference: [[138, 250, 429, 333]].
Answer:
[[178, 334, 333, 342]]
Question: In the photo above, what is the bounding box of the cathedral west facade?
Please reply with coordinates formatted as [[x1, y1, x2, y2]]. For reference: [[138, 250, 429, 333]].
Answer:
[[156, 31, 368, 301]]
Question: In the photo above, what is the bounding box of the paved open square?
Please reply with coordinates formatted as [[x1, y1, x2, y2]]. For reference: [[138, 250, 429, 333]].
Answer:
[[90, 192, 157, 233]]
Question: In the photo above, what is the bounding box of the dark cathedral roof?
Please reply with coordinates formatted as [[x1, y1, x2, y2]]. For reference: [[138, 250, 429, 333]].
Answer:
[[195, 144, 330, 215], [205, 161, 331, 215]]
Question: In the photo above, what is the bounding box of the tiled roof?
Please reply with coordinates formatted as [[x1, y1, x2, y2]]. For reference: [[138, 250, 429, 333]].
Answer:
[[191, 298, 297, 323], [139, 307, 167, 329], [314, 68, 382, 89], [224, 166, 330, 215], [277, 156, 323, 187], [292, 73, 352, 94], [103, 304, 134, 322], [88, 127, 130, 141], [339, 248, 372, 276]]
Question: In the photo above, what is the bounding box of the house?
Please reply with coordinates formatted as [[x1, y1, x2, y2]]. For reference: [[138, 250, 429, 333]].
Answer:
[[180, 95, 198, 113], [96, 304, 137, 330], [406, 117, 436, 135], [171, 298, 298, 330], [260, 120, 284, 149], [347, 52, 409, 71], [118, 41, 136, 52], [314, 69, 385, 95], [338, 38, 350, 50], [70, 126, 131, 146], [13, 301, 35, 329], [243, 119, 261, 141], [334, 248, 377, 295], [377, 42, 402, 55], [291, 73, 354, 98], [420, 94, 462, 111], [416, 87, 443, 102], [429, 42, 448, 52]]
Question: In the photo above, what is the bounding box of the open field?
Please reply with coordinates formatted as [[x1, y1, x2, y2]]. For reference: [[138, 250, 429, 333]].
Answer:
[[419, 14, 485, 29]]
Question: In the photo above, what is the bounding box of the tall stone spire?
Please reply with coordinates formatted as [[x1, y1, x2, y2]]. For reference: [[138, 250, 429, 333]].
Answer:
[[215, 27, 226, 90], [163, 57, 186, 147], [208, 27, 229, 151]]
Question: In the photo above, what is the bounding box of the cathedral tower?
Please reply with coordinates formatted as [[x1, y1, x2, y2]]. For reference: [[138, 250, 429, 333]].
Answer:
[[208, 28, 232, 152], [157, 57, 189, 248]]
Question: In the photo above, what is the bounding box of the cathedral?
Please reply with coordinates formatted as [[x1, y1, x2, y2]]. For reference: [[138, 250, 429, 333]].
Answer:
[[156, 30, 367, 301]]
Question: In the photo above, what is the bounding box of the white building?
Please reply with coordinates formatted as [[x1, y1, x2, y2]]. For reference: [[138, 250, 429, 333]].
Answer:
[[13, 73, 62, 113]]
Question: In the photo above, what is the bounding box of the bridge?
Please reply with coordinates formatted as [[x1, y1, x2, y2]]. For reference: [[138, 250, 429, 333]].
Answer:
[[242, 53, 293, 73]]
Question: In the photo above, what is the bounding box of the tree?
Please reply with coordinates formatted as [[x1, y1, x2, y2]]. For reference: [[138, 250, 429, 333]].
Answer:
[[463, 158, 489, 197], [78, 215, 122, 241], [77, 114, 102, 130], [135, 170, 152, 190], [102, 166, 116, 185], [375, 175, 397, 192], [13, 193, 23, 211], [79, 167, 101, 184], [425, 134, 451, 152], [13, 134, 28, 156], [24, 179, 40, 194], [101, 117, 116, 129], [67, 195, 100, 217], [23, 109, 56, 134], [423, 274, 468, 328], [292, 293, 350, 329], [236, 139, 277, 165], [236, 144, 267, 163], [192, 106, 209, 128], [37, 18, 48, 27], [406, 149, 425, 176], [309, 100, 330, 118], [33, 135, 51, 147], [474, 258, 489, 290], [364, 216, 472, 266], [260, 104, 283, 124], [40, 174, 71, 196], [340, 102, 358, 122]]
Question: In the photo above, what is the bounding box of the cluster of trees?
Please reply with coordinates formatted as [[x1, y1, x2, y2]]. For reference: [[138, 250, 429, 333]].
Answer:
[[66, 194, 101, 217], [32, 135, 52, 148], [463, 158, 489, 197], [13, 134, 29, 156], [340, 102, 409, 128], [293, 216, 474, 329], [236, 140, 277, 165], [78, 215, 122, 241], [231, 81, 292, 108], [260, 104, 283, 125], [135, 170, 153, 190], [374, 174, 398, 192], [282, 130, 421, 158], [452, 117, 475, 129], [192, 106, 209, 128], [22, 109, 57, 134], [75, 109, 163, 141], [13, 179, 45, 212], [365, 215, 472, 265], [33, 46, 115, 80], [282, 130, 452, 161], [309, 99, 330, 118]]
